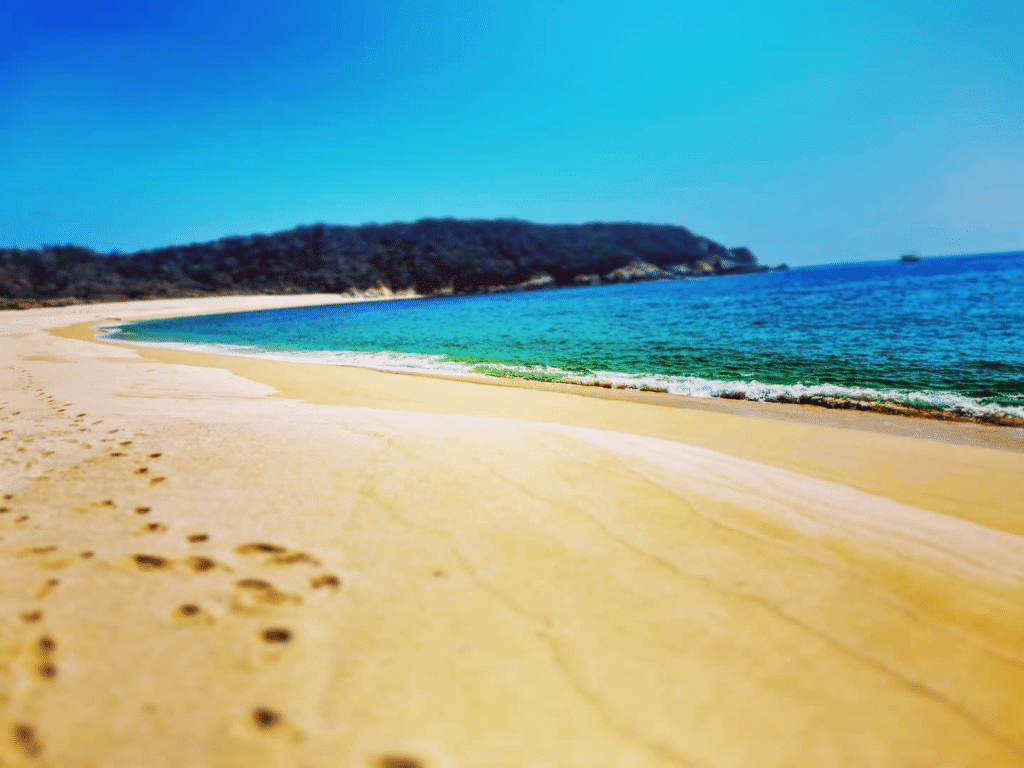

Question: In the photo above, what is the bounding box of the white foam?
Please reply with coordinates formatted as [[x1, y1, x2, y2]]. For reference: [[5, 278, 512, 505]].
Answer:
[[101, 326, 1024, 422], [99, 326, 483, 377]]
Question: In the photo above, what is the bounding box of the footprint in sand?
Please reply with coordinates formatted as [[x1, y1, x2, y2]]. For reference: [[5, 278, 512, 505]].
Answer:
[[235, 543, 321, 567], [130, 554, 173, 571], [184, 555, 221, 574], [11, 723, 42, 758], [260, 627, 293, 644], [228, 578, 303, 616], [250, 707, 281, 731], [171, 603, 215, 625], [33, 635, 58, 680], [378, 756, 426, 768], [311, 574, 341, 590], [35, 578, 60, 598], [19, 545, 75, 570]]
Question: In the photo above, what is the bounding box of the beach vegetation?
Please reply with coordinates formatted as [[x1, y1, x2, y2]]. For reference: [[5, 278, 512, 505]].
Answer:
[[0, 218, 765, 309]]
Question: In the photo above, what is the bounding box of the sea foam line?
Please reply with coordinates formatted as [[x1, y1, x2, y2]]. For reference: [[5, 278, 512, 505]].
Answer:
[[100, 328, 1024, 424]]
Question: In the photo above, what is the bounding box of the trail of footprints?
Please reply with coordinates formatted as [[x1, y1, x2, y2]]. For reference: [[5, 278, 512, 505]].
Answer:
[[2, 398, 353, 762]]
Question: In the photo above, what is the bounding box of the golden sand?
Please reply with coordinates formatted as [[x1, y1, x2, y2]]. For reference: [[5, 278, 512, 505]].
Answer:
[[2, 295, 1023, 767]]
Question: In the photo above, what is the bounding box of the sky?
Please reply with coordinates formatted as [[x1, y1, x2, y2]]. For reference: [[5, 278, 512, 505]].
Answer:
[[1, 0, 1021, 266]]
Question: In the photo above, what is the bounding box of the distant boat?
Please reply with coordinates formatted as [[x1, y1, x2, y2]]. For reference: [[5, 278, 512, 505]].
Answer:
[[900, 254, 922, 263]]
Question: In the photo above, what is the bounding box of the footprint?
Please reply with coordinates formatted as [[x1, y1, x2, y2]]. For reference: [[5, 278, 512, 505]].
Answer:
[[186, 534, 209, 543], [378, 756, 425, 768], [272, 551, 321, 566], [141, 522, 167, 533], [37, 662, 58, 679], [34, 636, 58, 680], [311, 574, 341, 590], [235, 543, 321, 567], [232, 579, 301, 612], [172, 604, 214, 625], [250, 707, 281, 731], [149, 477, 166, 485], [236, 543, 286, 555], [22, 546, 58, 556], [35, 579, 59, 598], [185, 556, 220, 573], [260, 628, 292, 644], [19, 611, 43, 623], [12, 724, 42, 757], [132, 554, 172, 571], [134, 506, 151, 515]]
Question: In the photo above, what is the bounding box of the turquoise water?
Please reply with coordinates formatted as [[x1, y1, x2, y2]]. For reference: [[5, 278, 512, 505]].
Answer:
[[106, 251, 1024, 422]]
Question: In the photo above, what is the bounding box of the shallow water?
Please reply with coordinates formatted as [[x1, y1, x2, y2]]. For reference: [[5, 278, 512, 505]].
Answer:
[[106, 251, 1024, 421]]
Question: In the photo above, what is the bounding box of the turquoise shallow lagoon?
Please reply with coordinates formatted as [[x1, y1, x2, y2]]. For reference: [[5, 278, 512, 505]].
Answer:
[[106, 252, 1024, 422]]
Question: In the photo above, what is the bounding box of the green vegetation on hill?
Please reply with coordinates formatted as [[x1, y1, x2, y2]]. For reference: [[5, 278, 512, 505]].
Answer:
[[0, 219, 764, 308]]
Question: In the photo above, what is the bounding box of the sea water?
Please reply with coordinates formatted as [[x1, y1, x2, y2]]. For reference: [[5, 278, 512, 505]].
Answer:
[[105, 251, 1024, 422]]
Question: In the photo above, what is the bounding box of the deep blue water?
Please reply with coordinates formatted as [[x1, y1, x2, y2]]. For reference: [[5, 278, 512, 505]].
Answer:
[[106, 251, 1024, 421]]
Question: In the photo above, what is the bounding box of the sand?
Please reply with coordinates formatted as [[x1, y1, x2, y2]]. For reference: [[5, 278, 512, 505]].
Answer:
[[2, 295, 1023, 768]]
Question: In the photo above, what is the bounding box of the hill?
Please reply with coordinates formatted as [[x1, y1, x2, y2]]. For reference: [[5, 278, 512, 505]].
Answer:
[[0, 219, 765, 308]]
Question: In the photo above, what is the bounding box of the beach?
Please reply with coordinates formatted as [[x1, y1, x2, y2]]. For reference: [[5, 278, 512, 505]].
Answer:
[[2, 295, 1024, 767]]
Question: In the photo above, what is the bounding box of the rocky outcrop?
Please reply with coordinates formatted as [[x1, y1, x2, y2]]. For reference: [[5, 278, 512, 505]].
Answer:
[[662, 264, 694, 277], [603, 259, 674, 283], [518, 272, 557, 290], [716, 247, 769, 275]]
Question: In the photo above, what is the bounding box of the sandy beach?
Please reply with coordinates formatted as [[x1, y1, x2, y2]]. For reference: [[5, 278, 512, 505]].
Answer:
[[2, 295, 1023, 768]]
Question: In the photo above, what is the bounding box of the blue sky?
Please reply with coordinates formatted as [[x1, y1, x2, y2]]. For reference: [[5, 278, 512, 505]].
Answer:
[[2, 0, 1021, 265]]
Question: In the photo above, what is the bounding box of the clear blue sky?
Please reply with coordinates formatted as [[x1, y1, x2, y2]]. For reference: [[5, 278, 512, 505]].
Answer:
[[2, 0, 1021, 265]]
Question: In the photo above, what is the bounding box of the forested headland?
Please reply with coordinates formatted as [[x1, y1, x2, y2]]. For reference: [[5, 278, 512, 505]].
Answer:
[[1, 219, 770, 309]]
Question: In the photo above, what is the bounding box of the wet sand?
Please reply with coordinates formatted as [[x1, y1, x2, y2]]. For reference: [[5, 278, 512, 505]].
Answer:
[[2, 295, 1023, 767]]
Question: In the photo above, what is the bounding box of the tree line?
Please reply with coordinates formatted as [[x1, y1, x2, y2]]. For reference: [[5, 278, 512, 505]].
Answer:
[[0, 218, 764, 308]]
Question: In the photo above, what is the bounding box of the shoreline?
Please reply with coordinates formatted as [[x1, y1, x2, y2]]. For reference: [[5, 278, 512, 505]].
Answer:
[[50, 308, 1024, 534], [78, 313, 1024, 450], [4, 295, 1024, 767], [95, 296, 1024, 431]]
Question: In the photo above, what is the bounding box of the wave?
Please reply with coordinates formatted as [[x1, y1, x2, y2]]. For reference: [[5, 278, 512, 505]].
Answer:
[[100, 326, 1024, 425], [98, 326, 485, 377], [477, 365, 1024, 423]]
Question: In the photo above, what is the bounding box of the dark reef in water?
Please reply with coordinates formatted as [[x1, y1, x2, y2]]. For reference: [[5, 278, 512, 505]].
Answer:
[[1, 218, 768, 309]]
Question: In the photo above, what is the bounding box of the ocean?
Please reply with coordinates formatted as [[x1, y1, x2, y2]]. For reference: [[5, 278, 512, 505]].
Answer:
[[104, 251, 1024, 423]]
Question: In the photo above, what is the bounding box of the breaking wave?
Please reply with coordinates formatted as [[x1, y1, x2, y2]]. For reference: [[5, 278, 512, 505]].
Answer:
[[99, 326, 1024, 425]]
